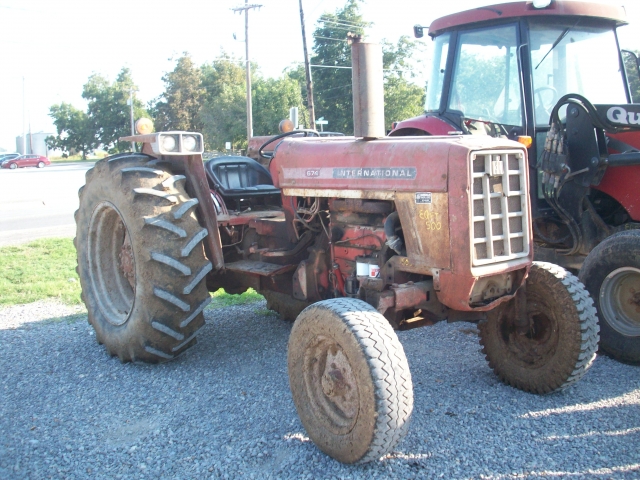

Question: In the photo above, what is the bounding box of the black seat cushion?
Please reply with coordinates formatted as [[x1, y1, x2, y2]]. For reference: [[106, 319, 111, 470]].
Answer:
[[204, 156, 280, 198]]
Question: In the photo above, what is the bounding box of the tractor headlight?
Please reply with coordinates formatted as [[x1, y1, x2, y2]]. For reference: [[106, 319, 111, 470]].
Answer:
[[150, 132, 204, 155], [161, 135, 178, 152], [182, 135, 198, 152]]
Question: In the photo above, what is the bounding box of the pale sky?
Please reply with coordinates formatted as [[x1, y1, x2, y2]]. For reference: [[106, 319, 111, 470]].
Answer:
[[1, 0, 639, 151]]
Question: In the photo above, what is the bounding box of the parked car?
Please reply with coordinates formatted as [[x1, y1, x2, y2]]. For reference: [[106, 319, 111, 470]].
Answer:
[[1, 154, 50, 169], [0, 153, 20, 164]]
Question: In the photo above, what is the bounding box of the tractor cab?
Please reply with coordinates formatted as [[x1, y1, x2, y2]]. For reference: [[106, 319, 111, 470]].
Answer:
[[393, 1, 633, 140]]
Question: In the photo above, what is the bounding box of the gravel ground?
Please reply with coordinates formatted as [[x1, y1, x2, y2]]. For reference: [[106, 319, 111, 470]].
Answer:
[[1, 299, 639, 479]]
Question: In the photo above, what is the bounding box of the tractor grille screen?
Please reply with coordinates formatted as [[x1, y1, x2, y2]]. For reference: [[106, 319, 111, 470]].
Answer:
[[470, 150, 529, 266]]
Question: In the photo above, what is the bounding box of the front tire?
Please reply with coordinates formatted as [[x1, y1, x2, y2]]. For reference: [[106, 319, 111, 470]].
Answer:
[[9, 163, 16, 169], [75, 154, 212, 363], [580, 230, 640, 364], [288, 298, 413, 464], [479, 262, 599, 394], [37, 161, 45, 168]]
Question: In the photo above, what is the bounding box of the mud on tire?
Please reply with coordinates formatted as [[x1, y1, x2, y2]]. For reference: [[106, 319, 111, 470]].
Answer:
[[479, 261, 599, 394], [75, 154, 212, 363], [288, 298, 413, 464]]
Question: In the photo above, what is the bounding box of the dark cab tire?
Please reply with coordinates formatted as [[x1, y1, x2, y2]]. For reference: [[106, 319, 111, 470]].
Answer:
[[75, 154, 212, 363], [579, 230, 640, 364], [288, 298, 413, 464], [479, 262, 599, 394]]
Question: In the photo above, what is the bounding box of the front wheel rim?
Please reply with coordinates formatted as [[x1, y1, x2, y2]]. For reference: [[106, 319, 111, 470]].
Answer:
[[600, 267, 640, 336], [303, 335, 360, 435], [87, 202, 135, 326]]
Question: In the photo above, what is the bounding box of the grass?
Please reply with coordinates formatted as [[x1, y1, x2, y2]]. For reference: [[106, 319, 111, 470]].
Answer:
[[208, 288, 264, 309], [0, 237, 266, 309], [0, 238, 81, 306]]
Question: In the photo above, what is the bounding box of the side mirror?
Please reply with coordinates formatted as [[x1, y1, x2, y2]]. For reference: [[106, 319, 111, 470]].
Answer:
[[413, 25, 424, 38]]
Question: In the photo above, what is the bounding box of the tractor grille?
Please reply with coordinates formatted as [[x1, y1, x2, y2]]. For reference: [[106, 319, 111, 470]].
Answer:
[[470, 150, 530, 266]]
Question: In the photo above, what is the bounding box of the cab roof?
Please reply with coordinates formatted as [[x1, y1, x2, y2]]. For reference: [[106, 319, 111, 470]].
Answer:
[[428, 1, 628, 37]]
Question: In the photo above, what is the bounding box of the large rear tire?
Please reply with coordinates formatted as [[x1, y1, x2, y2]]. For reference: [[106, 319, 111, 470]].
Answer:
[[579, 230, 640, 364], [75, 154, 212, 363], [479, 262, 599, 394], [288, 298, 413, 464]]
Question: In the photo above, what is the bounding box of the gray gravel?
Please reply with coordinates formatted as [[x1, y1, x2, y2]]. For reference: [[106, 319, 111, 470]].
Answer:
[[1, 299, 639, 479]]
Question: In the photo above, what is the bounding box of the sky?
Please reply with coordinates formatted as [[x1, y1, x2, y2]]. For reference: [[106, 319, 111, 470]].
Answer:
[[1, 0, 639, 151]]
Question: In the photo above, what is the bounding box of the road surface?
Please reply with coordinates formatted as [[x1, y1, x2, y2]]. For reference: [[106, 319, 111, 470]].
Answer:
[[0, 162, 94, 247]]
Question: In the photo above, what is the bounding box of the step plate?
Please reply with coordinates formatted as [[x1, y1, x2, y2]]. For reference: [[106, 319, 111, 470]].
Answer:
[[224, 260, 296, 277]]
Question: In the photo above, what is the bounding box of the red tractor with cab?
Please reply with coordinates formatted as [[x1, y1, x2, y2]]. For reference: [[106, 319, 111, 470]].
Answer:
[[391, 0, 640, 364]]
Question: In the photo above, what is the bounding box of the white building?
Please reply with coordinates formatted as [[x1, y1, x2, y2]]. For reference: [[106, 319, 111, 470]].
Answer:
[[15, 132, 62, 157]]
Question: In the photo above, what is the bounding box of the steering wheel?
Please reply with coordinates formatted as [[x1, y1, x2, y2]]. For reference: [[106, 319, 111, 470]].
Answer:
[[258, 129, 320, 161], [534, 86, 558, 120]]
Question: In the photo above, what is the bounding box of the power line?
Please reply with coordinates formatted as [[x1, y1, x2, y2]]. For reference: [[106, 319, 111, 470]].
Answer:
[[313, 35, 348, 43], [317, 16, 368, 28]]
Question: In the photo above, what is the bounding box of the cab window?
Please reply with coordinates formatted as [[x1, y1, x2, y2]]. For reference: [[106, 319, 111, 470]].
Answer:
[[449, 25, 523, 128]]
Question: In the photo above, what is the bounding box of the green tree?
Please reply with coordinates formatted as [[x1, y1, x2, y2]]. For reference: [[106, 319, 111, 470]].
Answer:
[[199, 54, 247, 150], [624, 50, 640, 103], [46, 103, 97, 159], [253, 76, 307, 136], [283, 65, 312, 127], [311, 0, 368, 134], [83, 68, 147, 153], [382, 36, 426, 129], [155, 53, 205, 132]]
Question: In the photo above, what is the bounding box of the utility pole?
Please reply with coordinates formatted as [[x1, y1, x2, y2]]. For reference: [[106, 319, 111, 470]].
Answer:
[[22, 77, 26, 155], [299, 0, 316, 131], [232, 1, 262, 141]]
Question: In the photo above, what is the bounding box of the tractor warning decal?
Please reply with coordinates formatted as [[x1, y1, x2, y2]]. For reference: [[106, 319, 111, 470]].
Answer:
[[333, 167, 417, 179]]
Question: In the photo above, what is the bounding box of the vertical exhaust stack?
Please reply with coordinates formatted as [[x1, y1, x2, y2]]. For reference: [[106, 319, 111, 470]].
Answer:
[[350, 35, 385, 139]]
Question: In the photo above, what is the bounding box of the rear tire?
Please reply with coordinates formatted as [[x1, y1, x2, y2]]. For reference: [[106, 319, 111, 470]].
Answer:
[[479, 262, 599, 394], [75, 154, 212, 363], [288, 298, 413, 464], [579, 230, 640, 364]]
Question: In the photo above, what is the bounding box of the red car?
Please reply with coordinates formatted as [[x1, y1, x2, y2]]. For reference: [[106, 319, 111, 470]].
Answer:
[[1, 154, 50, 169]]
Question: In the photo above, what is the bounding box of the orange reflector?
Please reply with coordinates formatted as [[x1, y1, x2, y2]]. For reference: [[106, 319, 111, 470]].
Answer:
[[279, 119, 295, 133], [517, 135, 532, 148], [135, 118, 154, 135]]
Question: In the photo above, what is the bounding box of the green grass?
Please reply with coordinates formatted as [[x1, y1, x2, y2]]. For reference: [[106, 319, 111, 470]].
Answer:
[[0, 237, 266, 309], [0, 238, 81, 306], [208, 288, 264, 309]]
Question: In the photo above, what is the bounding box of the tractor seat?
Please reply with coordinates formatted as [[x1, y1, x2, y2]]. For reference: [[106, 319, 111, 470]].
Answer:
[[204, 156, 280, 198]]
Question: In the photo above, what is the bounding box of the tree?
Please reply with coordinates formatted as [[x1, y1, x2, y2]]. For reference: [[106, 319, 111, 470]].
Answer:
[[311, 0, 368, 134], [154, 53, 205, 132], [283, 65, 313, 127], [311, 1, 425, 133], [624, 50, 640, 103], [83, 68, 147, 153], [46, 103, 97, 159], [253, 76, 307, 136], [199, 54, 247, 150], [383, 76, 425, 129], [382, 36, 426, 129]]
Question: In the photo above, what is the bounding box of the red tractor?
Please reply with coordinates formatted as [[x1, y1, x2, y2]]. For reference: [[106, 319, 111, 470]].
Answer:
[[391, 0, 640, 364], [74, 40, 599, 463]]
